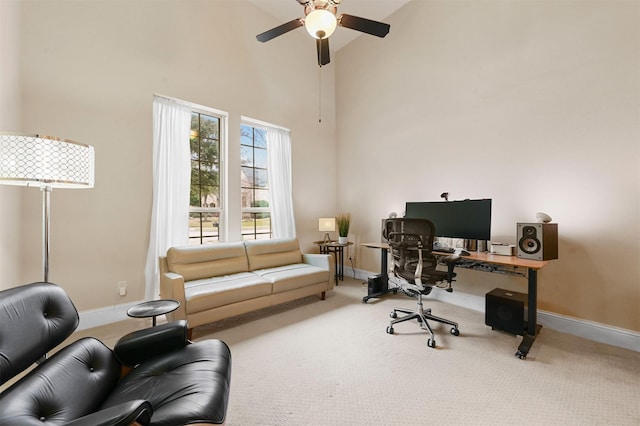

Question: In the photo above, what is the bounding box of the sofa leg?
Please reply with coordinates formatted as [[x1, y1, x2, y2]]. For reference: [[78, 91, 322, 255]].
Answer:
[[187, 328, 193, 341], [321, 291, 326, 300]]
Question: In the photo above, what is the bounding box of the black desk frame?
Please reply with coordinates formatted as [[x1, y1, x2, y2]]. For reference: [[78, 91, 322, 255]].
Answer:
[[362, 244, 395, 302]]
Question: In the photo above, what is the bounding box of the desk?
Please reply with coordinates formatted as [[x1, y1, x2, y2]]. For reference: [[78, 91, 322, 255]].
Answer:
[[314, 241, 353, 283], [361, 242, 551, 359]]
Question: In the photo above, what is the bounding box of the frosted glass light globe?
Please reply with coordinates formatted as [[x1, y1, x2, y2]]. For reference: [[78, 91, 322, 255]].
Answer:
[[305, 9, 337, 39]]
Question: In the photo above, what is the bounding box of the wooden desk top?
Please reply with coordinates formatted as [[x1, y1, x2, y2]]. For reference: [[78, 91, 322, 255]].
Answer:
[[361, 242, 550, 270], [361, 242, 389, 250]]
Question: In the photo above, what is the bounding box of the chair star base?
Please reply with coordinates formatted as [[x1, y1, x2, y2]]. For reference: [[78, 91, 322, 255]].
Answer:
[[386, 292, 460, 348]]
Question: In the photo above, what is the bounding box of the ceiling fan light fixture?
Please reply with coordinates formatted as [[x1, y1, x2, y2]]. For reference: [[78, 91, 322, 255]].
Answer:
[[305, 9, 337, 39]]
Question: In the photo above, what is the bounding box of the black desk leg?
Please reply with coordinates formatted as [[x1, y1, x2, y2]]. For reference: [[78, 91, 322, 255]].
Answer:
[[362, 248, 396, 303], [516, 268, 543, 359]]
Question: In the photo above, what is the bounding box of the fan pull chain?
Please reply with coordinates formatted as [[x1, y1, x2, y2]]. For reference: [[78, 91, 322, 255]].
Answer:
[[318, 65, 322, 123]]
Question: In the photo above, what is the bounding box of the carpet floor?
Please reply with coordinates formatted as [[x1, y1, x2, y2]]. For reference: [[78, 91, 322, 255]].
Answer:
[[186, 278, 640, 425]]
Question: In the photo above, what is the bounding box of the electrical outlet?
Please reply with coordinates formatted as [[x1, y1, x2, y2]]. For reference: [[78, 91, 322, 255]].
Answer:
[[118, 281, 127, 297]]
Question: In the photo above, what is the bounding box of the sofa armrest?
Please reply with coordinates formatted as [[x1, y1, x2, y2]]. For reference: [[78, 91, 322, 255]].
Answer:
[[159, 271, 187, 322], [65, 400, 152, 426], [303, 253, 335, 289], [114, 320, 188, 367], [302, 253, 330, 269]]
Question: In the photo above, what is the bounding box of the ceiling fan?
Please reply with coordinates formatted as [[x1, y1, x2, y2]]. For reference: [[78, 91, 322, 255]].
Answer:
[[256, 0, 391, 66]]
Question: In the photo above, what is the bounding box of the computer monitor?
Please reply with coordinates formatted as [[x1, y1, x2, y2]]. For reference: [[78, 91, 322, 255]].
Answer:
[[404, 199, 492, 240]]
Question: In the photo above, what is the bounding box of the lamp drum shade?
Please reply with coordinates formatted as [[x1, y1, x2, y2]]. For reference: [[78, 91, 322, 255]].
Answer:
[[0, 133, 95, 188], [318, 217, 336, 232]]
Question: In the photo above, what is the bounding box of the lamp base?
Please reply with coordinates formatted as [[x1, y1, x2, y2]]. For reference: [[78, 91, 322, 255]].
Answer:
[[323, 233, 331, 244]]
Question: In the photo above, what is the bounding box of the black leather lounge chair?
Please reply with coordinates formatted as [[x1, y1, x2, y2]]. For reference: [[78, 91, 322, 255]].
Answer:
[[0, 281, 231, 425]]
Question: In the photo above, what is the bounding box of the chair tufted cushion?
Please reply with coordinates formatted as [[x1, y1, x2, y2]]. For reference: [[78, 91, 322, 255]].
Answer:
[[0, 337, 122, 425], [0, 282, 79, 386], [101, 339, 232, 426]]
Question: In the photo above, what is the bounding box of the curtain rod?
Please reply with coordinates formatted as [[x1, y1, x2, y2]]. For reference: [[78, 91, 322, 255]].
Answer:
[[241, 116, 290, 133], [153, 94, 228, 117]]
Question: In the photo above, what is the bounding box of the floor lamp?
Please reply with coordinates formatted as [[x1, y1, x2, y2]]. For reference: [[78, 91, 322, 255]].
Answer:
[[0, 133, 95, 282]]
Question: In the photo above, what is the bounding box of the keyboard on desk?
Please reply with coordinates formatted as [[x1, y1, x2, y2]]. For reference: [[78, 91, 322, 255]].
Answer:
[[433, 246, 455, 253]]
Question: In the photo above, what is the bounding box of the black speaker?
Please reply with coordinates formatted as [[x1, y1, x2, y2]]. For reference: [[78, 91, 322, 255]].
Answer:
[[485, 288, 527, 335], [517, 223, 558, 260]]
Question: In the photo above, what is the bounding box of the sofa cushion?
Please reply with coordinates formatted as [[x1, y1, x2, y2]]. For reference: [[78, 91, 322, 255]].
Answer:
[[244, 238, 302, 271], [167, 242, 248, 282], [253, 263, 329, 294], [184, 272, 272, 313]]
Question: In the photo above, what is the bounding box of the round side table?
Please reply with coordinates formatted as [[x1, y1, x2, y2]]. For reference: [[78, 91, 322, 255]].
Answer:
[[127, 299, 180, 326], [314, 240, 353, 283]]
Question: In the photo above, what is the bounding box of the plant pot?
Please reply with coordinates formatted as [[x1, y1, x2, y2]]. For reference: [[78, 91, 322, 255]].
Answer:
[[338, 236, 348, 244]]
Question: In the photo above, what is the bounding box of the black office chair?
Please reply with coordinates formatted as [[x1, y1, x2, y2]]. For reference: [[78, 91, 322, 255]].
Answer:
[[383, 218, 460, 348]]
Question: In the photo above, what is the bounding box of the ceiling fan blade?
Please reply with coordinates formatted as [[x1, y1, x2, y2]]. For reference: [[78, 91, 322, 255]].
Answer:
[[256, 18, 304, 42], [316, 37, 330, 66], [338, 14, 390, 38]]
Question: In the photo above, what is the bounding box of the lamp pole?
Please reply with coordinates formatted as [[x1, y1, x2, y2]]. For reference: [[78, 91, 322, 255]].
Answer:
[[42, 186, 51, 282]]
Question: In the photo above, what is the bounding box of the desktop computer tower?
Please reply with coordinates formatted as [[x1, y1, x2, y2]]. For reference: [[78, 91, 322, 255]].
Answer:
[[517, 223, 558, 260], [485, 288, 527, 335]]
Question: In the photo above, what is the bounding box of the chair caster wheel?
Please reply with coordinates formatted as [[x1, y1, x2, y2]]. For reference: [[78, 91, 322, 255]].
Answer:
[[450, 327, 460, 336], [390, 312, 397, 319], [386, 326, 394, 334], [427, 339, 436, 348]]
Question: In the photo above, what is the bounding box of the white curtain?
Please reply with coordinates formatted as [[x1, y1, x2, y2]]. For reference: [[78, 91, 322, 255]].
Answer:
[[144, 97, 191, 300], [266, 127, 296, 238]]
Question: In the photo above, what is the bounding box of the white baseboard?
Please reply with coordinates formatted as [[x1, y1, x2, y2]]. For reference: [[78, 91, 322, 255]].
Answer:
[[354, 268, 640, 352], [77, 300, 144, 330]]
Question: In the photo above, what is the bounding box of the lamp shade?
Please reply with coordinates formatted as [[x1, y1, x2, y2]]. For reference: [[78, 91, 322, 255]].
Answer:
[[318, 217, 336, 232], [305, 9, 337, 39], [0, 133, 94, 188]]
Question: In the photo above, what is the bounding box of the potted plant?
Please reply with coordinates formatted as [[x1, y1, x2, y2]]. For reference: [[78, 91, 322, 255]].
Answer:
[[336, 212, 351, 244]]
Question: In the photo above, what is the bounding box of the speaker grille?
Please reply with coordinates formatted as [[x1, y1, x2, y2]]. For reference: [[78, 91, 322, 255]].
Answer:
[[486, 288, 527, 335], [517, 223, 558, 260]]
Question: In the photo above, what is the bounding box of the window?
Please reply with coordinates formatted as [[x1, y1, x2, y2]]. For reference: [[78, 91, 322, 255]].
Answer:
[[189, 111, 223, 245], [241, 123, 271, 240]]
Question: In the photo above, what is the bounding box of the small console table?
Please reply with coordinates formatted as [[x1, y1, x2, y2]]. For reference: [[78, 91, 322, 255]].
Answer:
[[127, 299, 180, 326], [361, 242, 552, 359], [314, 240, 353, 283]]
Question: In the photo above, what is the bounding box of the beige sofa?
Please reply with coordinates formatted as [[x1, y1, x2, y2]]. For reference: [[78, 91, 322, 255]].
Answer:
[[159, 238, 334, 334]]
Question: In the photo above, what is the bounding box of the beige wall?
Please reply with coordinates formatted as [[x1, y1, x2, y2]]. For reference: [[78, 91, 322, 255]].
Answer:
[[0, 0, 22, 289], [5, 1, 337, 309], [336, 1, 639, 331]]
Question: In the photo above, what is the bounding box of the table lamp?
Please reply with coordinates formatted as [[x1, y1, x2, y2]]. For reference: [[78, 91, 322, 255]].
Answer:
[[318, 217, 335, 244], [0, 133, 95, 281]]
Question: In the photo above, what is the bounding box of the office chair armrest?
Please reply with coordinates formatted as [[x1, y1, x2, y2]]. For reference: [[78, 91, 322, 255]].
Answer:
[[65, 400, 152, 426], [114, 320, 188, 367]]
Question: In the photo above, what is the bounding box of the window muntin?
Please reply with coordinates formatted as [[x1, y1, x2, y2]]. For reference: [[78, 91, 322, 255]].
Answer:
[[241, 123, 271, 240]]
